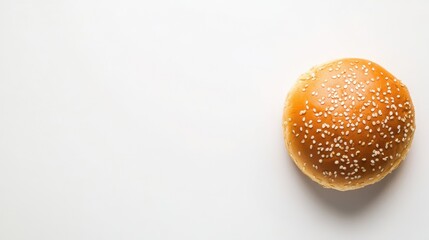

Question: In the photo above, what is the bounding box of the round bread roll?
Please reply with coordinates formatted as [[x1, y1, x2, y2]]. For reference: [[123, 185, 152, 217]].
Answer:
[[283, 58, 415, 191]]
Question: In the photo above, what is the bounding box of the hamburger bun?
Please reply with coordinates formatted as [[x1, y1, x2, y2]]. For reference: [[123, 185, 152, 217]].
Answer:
[[283, 58, 415, 191]]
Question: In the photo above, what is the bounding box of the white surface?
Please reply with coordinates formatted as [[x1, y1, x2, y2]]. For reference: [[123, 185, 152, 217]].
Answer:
[[1, 0, 428, 239]]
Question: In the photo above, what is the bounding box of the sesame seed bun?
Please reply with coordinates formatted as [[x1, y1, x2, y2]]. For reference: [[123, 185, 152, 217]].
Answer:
[[283, 58, 415, 191]]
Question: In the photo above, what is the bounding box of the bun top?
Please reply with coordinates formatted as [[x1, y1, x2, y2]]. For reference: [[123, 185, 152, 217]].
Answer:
[[283, 58, 415, 191]]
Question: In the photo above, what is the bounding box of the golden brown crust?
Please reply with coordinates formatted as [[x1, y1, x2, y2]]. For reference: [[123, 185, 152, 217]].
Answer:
[[283, 58, 415, 191]]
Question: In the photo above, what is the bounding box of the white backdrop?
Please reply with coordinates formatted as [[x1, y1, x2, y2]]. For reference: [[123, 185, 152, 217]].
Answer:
[[1, 0, 428, 239]]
